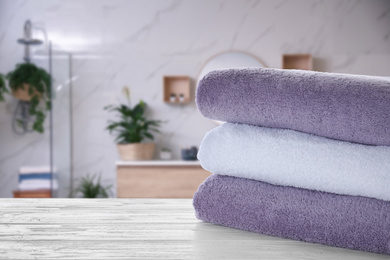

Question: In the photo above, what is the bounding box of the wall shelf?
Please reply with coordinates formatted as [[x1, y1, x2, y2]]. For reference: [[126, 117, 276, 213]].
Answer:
[[13, 189, 52, 198], [282, 54, 313, 70], [163, 76, 191, 104]]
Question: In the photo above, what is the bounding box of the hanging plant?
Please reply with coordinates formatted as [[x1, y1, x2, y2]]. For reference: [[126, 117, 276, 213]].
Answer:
[[0, 74, 8, 102], [6, 63, 51, 133]]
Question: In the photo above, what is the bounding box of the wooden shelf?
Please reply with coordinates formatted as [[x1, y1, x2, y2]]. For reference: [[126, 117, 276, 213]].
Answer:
[[163, 76, 190, 104], [282, 54, 313, 70], [13, 189, 52, 198]]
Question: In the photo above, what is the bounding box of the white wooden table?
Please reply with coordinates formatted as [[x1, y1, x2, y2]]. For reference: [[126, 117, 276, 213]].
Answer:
[[0, 199, 389, 260]]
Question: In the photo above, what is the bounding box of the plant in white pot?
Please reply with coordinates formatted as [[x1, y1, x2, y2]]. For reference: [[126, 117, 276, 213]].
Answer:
[[105, 87, 162, 161]]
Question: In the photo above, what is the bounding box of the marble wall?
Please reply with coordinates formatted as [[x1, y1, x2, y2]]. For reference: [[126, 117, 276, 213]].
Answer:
[[0, 0, 389, 197]]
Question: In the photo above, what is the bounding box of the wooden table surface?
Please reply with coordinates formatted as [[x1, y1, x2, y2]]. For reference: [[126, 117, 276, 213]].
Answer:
[[0, 199, 389, 260]]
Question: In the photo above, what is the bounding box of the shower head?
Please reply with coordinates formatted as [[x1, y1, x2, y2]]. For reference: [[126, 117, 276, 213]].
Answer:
[[17, 38, 43, 45], [17, 20, 43, 62], [17, 20, 43, 46], [17, 20, 43, 45]]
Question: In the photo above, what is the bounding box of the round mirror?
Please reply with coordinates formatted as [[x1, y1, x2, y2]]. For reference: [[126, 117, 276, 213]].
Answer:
[[197, 51, 266, 124], [197, 51, 266, 83]]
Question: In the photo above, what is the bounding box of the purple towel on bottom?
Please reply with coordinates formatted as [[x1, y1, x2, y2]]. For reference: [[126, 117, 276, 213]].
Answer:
[[193, 175, 390, 255]]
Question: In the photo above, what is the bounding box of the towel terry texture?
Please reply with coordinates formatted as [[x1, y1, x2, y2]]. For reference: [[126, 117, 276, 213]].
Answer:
[[196, 68, 390, 146], [195, 68, 390, 254], [193, 174, 390, 255], [198, 123, 390, 201]]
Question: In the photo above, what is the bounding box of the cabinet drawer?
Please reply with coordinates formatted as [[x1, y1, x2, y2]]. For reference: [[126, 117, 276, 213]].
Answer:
[[117, 165, 211, 198]]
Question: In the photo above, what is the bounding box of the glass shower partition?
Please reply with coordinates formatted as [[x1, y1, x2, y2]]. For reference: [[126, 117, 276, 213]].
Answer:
[[50, 44, 73, 198], [34, 42, 72, 198]]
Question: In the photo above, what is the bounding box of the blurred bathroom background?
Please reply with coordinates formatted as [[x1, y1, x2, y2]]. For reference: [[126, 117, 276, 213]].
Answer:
[[0, 0, 389, 198]]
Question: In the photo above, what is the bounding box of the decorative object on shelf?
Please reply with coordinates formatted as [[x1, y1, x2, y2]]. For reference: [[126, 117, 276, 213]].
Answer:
[[163, 76, 190, 103], [72, 173, 112, 198], [160, 148, 172, 160], [105, 86, 162, 161], [169, 93, 176, 102], [282, 54, 313, 70], [181, 146, 198, 161], [0, 73, 8, 102], [6, 63, 51, 133]]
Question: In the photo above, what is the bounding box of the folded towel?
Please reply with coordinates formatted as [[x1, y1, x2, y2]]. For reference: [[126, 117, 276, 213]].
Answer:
[[198, 123, 390, 201], [193, 174, 390, 255], [196, 68, 390, 145], [18, 179, 58, 190]]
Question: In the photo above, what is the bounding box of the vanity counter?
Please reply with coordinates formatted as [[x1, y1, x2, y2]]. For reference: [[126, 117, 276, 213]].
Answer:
[[116, 160, 211, 198], [116, 160, 201, 166]]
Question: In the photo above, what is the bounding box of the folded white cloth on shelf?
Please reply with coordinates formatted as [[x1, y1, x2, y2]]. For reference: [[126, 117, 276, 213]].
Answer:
[[19, 179, 58, 190], [19, 166, 57, 174]]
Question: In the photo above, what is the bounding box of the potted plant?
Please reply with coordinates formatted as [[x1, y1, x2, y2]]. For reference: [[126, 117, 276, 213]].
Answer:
[[105, 87, 162, 161], [72, 173, 113, 198], [6, 63, 51, 133], [0, 73, 8, 102]]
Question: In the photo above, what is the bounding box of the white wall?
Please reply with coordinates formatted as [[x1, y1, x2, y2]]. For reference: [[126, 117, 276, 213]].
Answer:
[[0, 0, 389, 197]]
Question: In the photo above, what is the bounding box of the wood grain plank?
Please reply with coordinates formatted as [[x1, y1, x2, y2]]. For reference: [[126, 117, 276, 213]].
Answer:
[[117, 166, 211, 198], [0, 199, 388, 260]]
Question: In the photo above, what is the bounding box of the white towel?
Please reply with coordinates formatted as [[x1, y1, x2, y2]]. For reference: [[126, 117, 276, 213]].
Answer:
[[18, 179, 58, 190], [19, 166, 57, 174], [198, 123, 390, 201]]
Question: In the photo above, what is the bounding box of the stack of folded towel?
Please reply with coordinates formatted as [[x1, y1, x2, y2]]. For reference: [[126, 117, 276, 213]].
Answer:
[[193, 67, 390, 255]]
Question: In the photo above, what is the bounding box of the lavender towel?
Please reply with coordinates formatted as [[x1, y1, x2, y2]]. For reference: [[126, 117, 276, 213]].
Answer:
[[198, 123, 390, 201], [196, 68, 390, 146], [193, 175, 390, 255]]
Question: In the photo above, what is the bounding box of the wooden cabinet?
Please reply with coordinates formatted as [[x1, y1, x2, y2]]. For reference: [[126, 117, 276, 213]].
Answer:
[[116, 161, 211, 198], [13, 189, 52, 198]]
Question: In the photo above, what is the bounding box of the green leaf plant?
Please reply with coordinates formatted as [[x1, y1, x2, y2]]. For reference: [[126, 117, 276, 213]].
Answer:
[[6, 63, 51, 133], [105, 86, 162, 144], [0, 73, 8, 102], [72, 173, 113, 198]]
